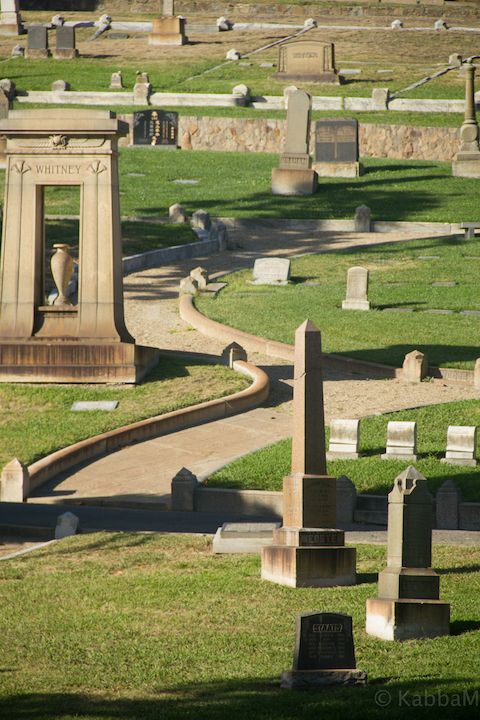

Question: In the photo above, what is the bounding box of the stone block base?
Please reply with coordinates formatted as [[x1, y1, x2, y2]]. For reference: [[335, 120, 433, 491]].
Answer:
[[381, 453, 417, 461], [452, 156, 480, 178], [326, 451, 359, 460], [213, 521, 280, 554], [0, 340, 159, 384], [273, 72, 341, 85], [272, 168, 318, 196], [53, 49, 79, 59], [261, 544, 356, 587], [366, 597, 450, 641], [341, 300, 370, 311], [440, 457, 476, 467], [0, 22, 21, 36], [149, 34, 187, 46], [313, 162, 363, 178], [281, 669, 367, 689], [25, 49, 51, 59]]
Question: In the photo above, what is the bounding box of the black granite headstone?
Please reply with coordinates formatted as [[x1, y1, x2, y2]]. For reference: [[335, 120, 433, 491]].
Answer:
[[315, 119, 358, 163], [133, 110, 178, 147], [293, 612, 356, 671], [56, 26, 75, 50], [28, 25, 48, 50]]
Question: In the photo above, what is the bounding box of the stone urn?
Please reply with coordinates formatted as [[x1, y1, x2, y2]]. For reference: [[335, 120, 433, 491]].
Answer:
[[51, 243, 74, 305]]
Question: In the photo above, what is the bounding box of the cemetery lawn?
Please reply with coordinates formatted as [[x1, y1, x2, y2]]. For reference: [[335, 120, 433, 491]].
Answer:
[[208, 399, 480, 501], [0, 532, 479, 720], [1, 152, 477, 223], [196, 235, 480, 370], [0, 358, 249, 470]]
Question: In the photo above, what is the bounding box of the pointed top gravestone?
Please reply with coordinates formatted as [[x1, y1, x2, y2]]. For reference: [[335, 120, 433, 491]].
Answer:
[[291, 319, 326, 477], [284, 90, 310, 156], [272, 90, 317, 196]]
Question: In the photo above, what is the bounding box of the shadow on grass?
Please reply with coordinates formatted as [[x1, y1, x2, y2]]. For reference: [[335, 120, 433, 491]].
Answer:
[[2, 677, 478, 720], [450, 619, 480, 635], [333, 343, 480, 369]]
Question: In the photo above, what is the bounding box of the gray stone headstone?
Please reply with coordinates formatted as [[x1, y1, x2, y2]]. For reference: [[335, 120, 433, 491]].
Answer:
[[354, 205, 371, 232], [171, 467, 198, 511], [366, 466, 450, 640], [315, 119, 358, 163], [381, 421, 417, 461], [179, 276, 198, 296], [284, 89, 310, 156], [252, 257, 291, 285], [212, 521, 280, 554], [336, 475, 357, 524], [342, 267, 369, 311], [28, 25, 48, 50], [71, 401, 119, 412], [222, 341, 247, 368], [294, 612, 356, 671], [435, 479, 461, 529], [55, 511, 79, 539], [191, 209, 211, 231], [371, 87, 389, 110], [56, 25, 75, 50]]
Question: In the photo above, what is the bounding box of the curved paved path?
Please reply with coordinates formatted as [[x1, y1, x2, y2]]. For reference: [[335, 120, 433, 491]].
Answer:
[[30, 226, 479, 508]]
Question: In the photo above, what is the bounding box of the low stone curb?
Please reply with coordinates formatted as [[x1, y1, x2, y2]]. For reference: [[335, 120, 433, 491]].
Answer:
[[27, 356, 269, 493]]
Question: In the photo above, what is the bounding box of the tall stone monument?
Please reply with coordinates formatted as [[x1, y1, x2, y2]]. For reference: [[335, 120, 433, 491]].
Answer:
[[272, 90, 318, 196], [0, 0, 21, 36], [261, 320, 356, 587], [149, 1, 187, 47], [0, 109, 159, 383], [452, 63, 480, 178], [366, 466, 450, 641]]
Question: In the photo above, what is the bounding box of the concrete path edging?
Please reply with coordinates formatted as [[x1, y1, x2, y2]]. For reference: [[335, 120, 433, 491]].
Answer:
[[27, 356, 269, 493]]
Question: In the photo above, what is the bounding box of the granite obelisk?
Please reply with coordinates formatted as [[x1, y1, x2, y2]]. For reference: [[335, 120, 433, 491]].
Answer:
[[261, 320, 356, 587]]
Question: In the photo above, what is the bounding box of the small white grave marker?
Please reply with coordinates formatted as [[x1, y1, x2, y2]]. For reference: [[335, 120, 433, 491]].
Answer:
[[252, 258, 291, 285], [441, 425, 477, 466], [381, 421, 417, 461], [71, 401, 119, 412]]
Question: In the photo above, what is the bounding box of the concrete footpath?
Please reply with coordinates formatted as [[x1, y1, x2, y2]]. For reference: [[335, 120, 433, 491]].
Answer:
[[28, 226, 479, 518]]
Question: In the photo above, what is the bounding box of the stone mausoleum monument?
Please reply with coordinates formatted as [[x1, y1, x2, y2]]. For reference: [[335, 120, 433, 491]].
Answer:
[[0, 109, 159, 383], [261, 320, 356, 587]]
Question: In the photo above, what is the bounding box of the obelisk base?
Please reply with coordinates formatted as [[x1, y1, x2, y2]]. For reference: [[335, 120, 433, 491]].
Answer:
[[366, 598, 450, 641], [261, 527, 356, 588], [272, 168, 318, 196], [452, 152, 480, 178], [281, 669, 367, 689]]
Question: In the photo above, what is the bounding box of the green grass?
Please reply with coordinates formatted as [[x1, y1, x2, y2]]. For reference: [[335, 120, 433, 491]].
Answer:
[[208, 399, 480, 502], [2, 153, 476, 223], [0, 533, 478, 720], [0, 358, 249, 470], [196, 235, 480, 370]]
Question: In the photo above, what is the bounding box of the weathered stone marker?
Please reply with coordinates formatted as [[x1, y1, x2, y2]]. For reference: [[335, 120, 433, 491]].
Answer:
[[0, 110, 159, 383], [26, 25, 50, 58], [110, 71, 123, 90], [313, 118, 362, 177], [327, 419, 360, 459], [366, 466, 450, 640], [274, 41, 341, 84], [452, 63, 480, 178], [54, 26, 78, 59], [252, 257, 291, 285], [0, 457, 29, 501], [441, 425, 477, 466], [402, 349, 427, 382], [342, 267, 369, 311], [261, 320, 356, 587], [272, 89, 317, 196], [213, 522, 281, 554], [149, 15, 188, 46], [281, 612, 367, 688], [354, 204, 371, 232], [381, 421, 417, 461]]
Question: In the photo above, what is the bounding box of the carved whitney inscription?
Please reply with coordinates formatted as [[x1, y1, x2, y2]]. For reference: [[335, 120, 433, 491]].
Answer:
[[35, 164, 81, 175]]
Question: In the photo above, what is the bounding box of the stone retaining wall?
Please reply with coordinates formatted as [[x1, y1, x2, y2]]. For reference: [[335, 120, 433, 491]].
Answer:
[[177, 116, 459, 161]]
